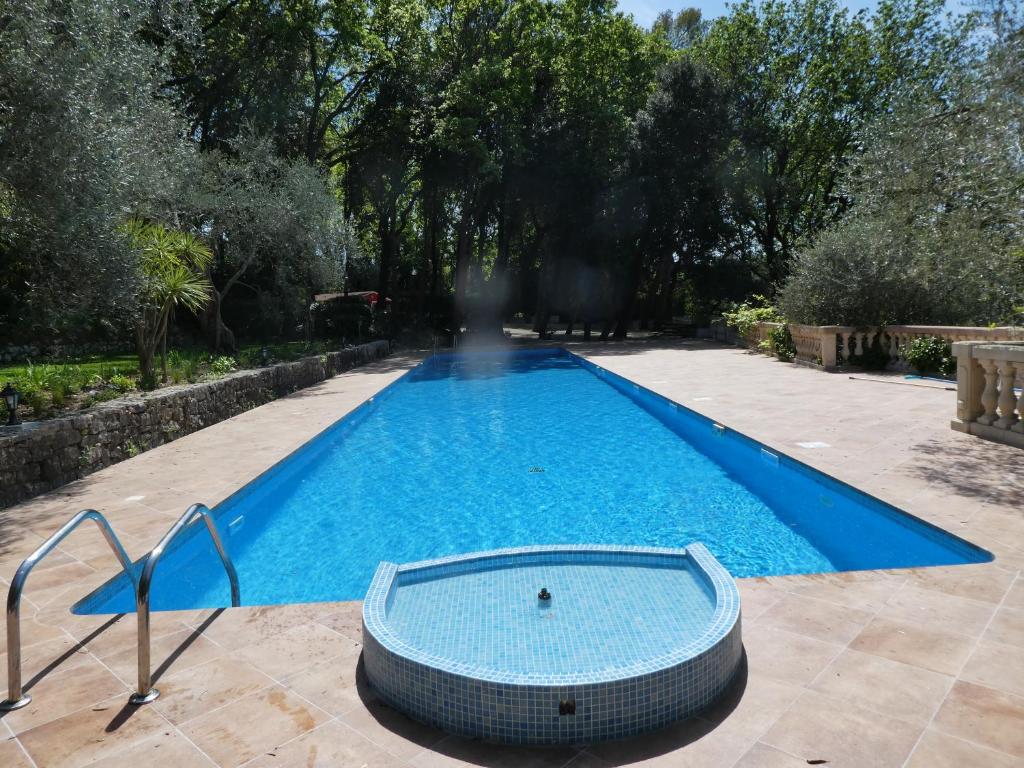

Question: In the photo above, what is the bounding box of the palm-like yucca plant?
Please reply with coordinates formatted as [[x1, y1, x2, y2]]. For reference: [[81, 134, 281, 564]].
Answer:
[[122, 218, 213, 386]]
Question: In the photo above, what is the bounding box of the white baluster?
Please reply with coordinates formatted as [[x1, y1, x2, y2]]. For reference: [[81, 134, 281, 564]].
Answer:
[[995, 361, 1019, 429], [842, 332, 853, 363], [977, 359, 1000, 426], [1012, 383, 1024, 434], [888, 332, 899, 359]]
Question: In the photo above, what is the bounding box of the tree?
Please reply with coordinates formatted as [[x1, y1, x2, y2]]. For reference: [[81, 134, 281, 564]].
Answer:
[[779, 3, 1024, 326], [0, 0, 194, 340], [187, 134, 353, 351], [693, 0, 964, 286], [623, 58, 734, 330], [122, 221, 213, 386]]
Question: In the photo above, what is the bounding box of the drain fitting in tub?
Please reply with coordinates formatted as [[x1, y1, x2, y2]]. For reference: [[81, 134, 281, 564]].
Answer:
[[538, 588, 551, 601], [559, 698, 576, 715]]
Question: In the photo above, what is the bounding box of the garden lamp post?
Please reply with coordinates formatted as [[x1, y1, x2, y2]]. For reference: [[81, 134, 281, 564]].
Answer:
[[2, 382, 20, 426]]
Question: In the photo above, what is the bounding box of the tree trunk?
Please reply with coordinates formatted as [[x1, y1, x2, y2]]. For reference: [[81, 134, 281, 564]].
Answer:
[[201, 290, 237, 353], [613, 250, 644, 340]]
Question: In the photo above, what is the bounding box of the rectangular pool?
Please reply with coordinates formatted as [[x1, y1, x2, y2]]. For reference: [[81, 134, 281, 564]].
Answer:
[[74, 348, 990, 614]]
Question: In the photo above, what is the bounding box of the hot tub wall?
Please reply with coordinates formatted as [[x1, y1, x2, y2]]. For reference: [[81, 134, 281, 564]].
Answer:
[[362, 612, 742, 745]]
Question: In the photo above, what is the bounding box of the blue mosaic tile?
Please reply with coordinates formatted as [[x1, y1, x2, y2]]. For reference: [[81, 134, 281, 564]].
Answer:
[[363, 543, 743, 744]]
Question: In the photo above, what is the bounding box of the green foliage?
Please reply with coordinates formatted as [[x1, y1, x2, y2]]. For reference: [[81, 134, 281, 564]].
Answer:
[[692, 0, 964, 284], [722, 296, 784, 343], [905, 336, 956, 376], [779, 5, 1024, 328], [209, 356, 237, 377], [108, 374, 137, 393], [122, 218, 214, 383], [768, 325, 797, 361], [0, 0, 194, 339]]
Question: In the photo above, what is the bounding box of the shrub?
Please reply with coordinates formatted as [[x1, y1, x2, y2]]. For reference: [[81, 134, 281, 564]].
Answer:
[[905, 336, 956, 377], [722, 296, 784, 344], [108, 374, 136, 393], [209, 356, 236, 377], [768, 325, 797, 362]]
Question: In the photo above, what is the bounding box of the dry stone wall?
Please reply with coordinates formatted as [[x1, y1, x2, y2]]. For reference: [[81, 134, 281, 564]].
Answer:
[[0, 340, 390, 508]]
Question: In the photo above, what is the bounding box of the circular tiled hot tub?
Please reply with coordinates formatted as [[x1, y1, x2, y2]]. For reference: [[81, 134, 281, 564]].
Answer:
[[362, 543, 742, 745]]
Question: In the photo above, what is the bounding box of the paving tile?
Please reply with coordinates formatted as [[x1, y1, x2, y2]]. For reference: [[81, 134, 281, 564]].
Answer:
[[100, 626, 226, 686], [849, 617, 976, 676], [18, 694, 169, 768], [733, 743, 810, 767], [983, 605, 1024, 649], [180, 684, 330, 768], [932, 680, 1024, 758], [88, 728, 217, 767], [316, 601, 364, 643], [0, 737, 33, 768], [2, 655, 129, 735], [0, 634, 93, 685], [283, 653, 365, 717], [810, 648, 952, 725], [192, 604, 329, 650], [1004, 579, 1024, 610], [906, 564, 1015, 604], [785, 572, 906, 613], [761, 689, 922, 768], [409, 734, 578, 768], [735, 579, 785, 621], [905, 727, 1022, 768], [153, 657, 275, 726], [961, 640, 1024, 698], [877, 585, 995, 638], [245, 719, 408, 768], [236, 621, 360, 680], [756, 594, 873, 645], [741, 624, 842, 686], [340, 696, 447, 760]]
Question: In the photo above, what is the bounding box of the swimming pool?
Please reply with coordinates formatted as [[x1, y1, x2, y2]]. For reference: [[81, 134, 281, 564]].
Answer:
[[74, 347, 990, 614]]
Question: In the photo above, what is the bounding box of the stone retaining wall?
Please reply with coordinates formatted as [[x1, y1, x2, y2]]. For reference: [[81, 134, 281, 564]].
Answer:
[[0, 340, 391, 508]]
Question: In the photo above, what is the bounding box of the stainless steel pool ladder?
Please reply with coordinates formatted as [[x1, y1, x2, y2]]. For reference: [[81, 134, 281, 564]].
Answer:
[[1, 509, 138, 711], [132, 502, 240, 704]]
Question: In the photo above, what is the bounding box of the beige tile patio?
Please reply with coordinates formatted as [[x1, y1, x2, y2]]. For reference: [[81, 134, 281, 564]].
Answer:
[[761, 689, 922, 767], [0, 735, 34, 768], [100, 626, 226, 685], [283, 654, 365, 718], [340, 696, 448, 760], [740, 624, 842, 686], [152, 657, 274, 726], [17, 694, 169, 768], [809, 648, 952, 725], [961, 640, 1024, 698], [849, 616, 976, 676], [983, 605, 1024, 649], [180, 684, 330, 767], [756, 593, 873, 645], [877, 585, 996, 638], [1, 655, 129, 735], [409, 735, 578, 768], [87, 728, 217, 767], [933, 680, 1024, 758], [906, 564, 1016, 604], [244, 719, 407, 768], [905, 728, 1023, 768], [235, 621, 360, 680], [733, 743, 810, 767]]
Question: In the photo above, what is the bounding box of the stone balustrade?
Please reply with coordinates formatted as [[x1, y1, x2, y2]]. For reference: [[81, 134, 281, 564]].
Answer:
[[951, 341, 1024, 449], [751, 322, 1024, 372]]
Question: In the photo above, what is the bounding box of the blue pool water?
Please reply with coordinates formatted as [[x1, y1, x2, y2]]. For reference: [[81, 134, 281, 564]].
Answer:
[[75, 348, 990, 614], [386, 557, 716, 677]]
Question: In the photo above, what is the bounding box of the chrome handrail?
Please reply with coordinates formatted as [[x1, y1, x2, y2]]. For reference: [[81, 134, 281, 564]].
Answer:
[[2, 510, 137, 711], [131, 503, 239, 704]]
